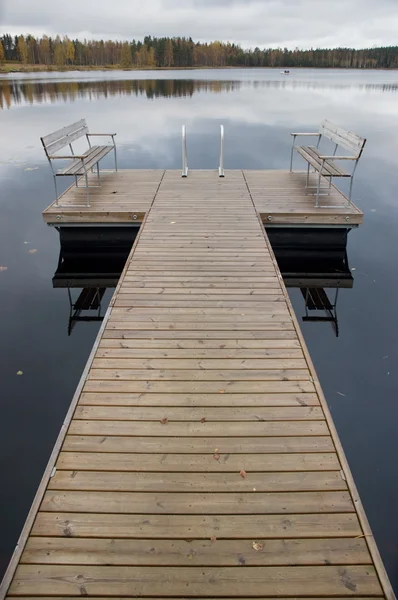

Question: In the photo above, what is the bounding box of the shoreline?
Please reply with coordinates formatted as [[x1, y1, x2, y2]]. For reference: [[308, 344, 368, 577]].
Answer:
[[1, 63, 398, 74]]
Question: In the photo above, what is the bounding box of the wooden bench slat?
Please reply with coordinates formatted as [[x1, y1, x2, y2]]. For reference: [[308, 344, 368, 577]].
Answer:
[[296, 147, 349, 177], [41, 119, 87, 146], [319, 119, 366, 155], [46, 125, 90, 155], [58, 146, 113, 176]]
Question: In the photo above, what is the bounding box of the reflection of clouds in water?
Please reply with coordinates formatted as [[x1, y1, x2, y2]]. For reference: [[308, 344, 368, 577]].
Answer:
[[1, 77, 397, 111], [0, 71, 398, 166]]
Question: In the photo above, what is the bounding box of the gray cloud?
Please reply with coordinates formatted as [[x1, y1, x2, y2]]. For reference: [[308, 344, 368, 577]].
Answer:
[[1, 0, 398, 49]]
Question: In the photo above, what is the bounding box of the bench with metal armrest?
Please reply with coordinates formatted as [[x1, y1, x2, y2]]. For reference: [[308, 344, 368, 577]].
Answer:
[[290, 119, 366, 207], [41, 119, 117, 207]]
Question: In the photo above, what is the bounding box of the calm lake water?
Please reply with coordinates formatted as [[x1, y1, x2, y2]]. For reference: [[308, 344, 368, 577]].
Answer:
[[1, 68, 398, 589]]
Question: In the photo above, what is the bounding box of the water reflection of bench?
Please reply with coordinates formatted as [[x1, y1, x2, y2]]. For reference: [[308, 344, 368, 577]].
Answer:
[[41, 119, 117, 207], [301, 287, 339, 337], [67, 287, 106, 335]]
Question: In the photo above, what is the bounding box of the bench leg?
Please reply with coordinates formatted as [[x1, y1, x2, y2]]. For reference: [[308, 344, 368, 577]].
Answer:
[[84, 171, 90, 207], [97, 163, 101, 184], [306, 163, 310, 188], [114, 145, 118, 172], [289, 145, 294, 172], [315, 169, 322, 207], [348, 177, 354, 207], [53, 175, 59, 206]]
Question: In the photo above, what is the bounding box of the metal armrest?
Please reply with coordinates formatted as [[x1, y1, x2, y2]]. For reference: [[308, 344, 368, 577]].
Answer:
[[290, 132, 321, 137], [49, 154, 89, 160], [87, 133, 117, 137], [319, 155, 358, 160]]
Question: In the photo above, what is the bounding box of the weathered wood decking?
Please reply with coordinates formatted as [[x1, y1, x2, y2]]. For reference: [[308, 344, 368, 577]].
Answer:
[[2, 171, 392, 599], [42, 169, 363, 226]]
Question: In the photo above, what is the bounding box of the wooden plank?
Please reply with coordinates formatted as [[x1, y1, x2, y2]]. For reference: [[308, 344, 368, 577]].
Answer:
[[9, 565, 382, 597], [56, 451, 338, 472], [32, 512, 360, 539], [63, 435, 335, 454], [73, 405, 323, 420], [83, 380, 316, 393], [48, 470, 346, 492], [21, 536, 370, 566], [87, 368, 308, 381], [94, 347, 305, 359], [98, 338, 302, 348], [79, 391, 318, 406], [68, 419, 327, 437], [40, 490, 353, 514], [90, 358, 307, 370]]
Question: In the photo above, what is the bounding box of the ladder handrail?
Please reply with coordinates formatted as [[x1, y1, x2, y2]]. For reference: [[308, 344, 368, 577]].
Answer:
[[219, 124, 225, 177], [182, 125, 188, 177]]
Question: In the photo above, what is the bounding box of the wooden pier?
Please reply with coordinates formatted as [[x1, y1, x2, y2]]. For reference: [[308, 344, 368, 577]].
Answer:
[[42, 169, 363, 226], [2, 170, 394, 599]]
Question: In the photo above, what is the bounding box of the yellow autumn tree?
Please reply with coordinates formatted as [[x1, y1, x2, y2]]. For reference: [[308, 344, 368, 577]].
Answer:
[[17, 35, 28, 64], [121, 42, 132, 68], [39, 35, 50, 65], [0, 41, 5, 64], [65, 38, 75, 65], [54, 37, 65, 66]]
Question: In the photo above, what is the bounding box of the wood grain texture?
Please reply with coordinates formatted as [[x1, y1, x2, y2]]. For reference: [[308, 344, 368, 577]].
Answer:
[[9, 564, 382, 597], [42, 169, 363, 225], [4, 169, 390, 600]]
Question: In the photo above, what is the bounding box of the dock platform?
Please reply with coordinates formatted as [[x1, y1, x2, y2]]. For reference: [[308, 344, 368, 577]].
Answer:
[[42, 169, 364, 227], [2, 171, 393, 600]]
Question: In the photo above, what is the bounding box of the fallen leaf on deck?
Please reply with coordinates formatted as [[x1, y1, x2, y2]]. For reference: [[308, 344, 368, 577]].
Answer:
[[200, 417, 207, 423], [17, 371, 23, 375], [213, 453, 220, 461], [214, 448, 219, 453], [252, 541, 264, 551], [0, 266, 8, 272], [219, 389, 225, 394], [252, 487, 257, 492], [240, 470, 247, 478], [210, 536, 217, 544], [160, 417, 168, 424], [28, 249, 38, 254], [170, 221, 176, 224]]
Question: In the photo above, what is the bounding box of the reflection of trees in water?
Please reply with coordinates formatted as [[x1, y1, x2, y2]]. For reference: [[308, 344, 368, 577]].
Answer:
[[0, 79, 241, 108], [0, 77, 397, 109]]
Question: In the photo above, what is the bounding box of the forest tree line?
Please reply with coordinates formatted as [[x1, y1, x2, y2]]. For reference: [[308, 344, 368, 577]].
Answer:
[[1, 33, 398, 69]]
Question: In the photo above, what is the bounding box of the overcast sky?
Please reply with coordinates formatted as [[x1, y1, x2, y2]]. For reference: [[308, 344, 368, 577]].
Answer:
[[0, 0, 397, 49]]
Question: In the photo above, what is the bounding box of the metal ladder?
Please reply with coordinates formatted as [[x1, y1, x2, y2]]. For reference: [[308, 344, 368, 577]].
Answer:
[[182, 125, 224, 177]]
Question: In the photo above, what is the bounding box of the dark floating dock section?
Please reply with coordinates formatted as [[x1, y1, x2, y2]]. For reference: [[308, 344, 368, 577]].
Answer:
[[1, 170, 394, 600]]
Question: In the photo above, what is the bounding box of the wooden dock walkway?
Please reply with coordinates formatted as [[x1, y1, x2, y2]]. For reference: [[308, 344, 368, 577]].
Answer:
[[2, 171, 393, 599], [42, 169, 363, 227]]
